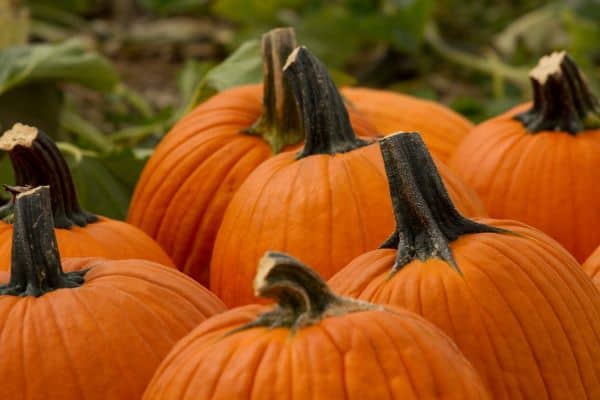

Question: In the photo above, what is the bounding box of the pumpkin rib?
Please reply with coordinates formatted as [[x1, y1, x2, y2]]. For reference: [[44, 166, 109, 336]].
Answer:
[[368, 315, 420, 397], [91, 280, 191, 340], [69, 287, 150, 382], [469, 242, 571, 398], [509, 243, 593, 396], [440, 251, 515, 398], [523, 231, 600, 347], [154, 138, 258, 253], [43, 298, 91, 399], [340, 159, 368, 251]]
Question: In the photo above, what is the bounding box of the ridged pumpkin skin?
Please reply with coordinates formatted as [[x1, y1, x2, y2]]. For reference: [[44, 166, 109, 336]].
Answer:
[[450, 104, 600, 262], [145, 252, 490, 400], [128, 83, 375, 285], [584, 245, 600, 288], [342, 87, 473, 162], [0, 258, 226, 400], [330, 219, 600, 400], [211, 147, 485, 306], [0, 217, 174, 269]]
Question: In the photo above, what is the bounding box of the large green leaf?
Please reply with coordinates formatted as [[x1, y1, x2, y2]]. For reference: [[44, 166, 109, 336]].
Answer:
[[204, 39, 263, 92], [0, 39, 119, 96], [66, 148, 149, 220]]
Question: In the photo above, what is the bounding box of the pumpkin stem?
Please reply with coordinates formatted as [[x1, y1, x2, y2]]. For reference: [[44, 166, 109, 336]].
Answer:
[[515, 51, 600, 134], [284, 46, 370, 159], [237, 251, 374, 331], [379, 133, 503, 273], [246, 27, 301, 153], [0, 123, 97, 228], [0, 186, 85, 297]]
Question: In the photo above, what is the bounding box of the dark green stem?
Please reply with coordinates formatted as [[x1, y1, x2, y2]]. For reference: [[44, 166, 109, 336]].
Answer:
[[0, 123, 97, 228], [515, 52, 600, 134], [0, 186, 86, 297], [379, 133, 503, 273], [235, 251, 373, 331], [283, 46, 369, 159], [246, 27, 301, 153]]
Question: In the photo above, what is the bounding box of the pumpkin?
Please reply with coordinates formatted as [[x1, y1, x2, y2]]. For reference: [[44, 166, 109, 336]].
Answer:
[[210, 46, 485, 307], [127, 28, 377, 286], [449, 51, 600, 262], [0, 186, 226, 400], [0, 124, 174, 268], [330, 132, 600, 400], [583, 245, 600, 288], [144, 251, 491, 400], [342, 87, 473, 162]]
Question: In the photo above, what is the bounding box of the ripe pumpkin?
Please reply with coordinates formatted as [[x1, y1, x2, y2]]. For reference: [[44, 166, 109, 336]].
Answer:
[[144, 251, 491, 400], [449, 51, 600, 262], [330, 132, 600, 400], [0, 124, 174, 268], [127, 28, 377, 286], [342, 87, 473, 162], [583, 245, 600, 288], [210, 46, 485, 307], [0, 186, 226, 400]]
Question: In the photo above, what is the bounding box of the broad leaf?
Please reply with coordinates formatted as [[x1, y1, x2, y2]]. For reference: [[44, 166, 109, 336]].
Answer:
[[0, 39, 119, 96], [66, 149, 149, 220]]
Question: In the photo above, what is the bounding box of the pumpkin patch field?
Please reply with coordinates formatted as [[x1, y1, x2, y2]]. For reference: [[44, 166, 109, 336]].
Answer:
[[0, 1, 599, 399]]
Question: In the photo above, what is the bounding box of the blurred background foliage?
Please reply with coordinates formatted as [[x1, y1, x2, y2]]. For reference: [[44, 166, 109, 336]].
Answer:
[[0, 0, 598, 218]]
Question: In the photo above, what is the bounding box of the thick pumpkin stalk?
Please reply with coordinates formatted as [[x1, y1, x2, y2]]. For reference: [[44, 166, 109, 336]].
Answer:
[[515, 51, 600, 133], [0, 123, 97, 228], [380, 133, 502, 272], [284, 46, 369, 159], [0, 186, 85, 296], [239, 251, 374, 331], [247, 27, 301, 153]]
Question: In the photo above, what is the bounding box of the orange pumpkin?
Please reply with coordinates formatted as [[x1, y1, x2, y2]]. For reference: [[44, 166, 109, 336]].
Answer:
[[0, 124, 174, 268], [449, 52, 600, 262], [0, 186, 226, 400], [583, 245, 600, 288], [127, 28, 376, 286], [330, 132, 600, 400], [210, 46, 485, 307], [145, 251, 491, 400], [342, 87, 473, 162]]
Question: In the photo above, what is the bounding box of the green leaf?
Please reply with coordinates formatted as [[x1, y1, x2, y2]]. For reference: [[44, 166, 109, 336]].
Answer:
[[65, 148, 149, 220], [0, 82, 63, 134], [184, 39, 262, 109], [204, 39, 263, 91], [0, 38, 119, 96]]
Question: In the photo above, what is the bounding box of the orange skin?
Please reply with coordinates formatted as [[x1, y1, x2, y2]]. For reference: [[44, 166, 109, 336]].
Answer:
[[144, 304, 491, 400], [330, 219, 600, 400], [210, 143, 486, 307], [0, 257, 226, 400], [342, 87, 474, 163], [0, 217, 174, 269], [583, 245, 600, 288], [450, 103, 600, 262], [128, 84, 376, 286]]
